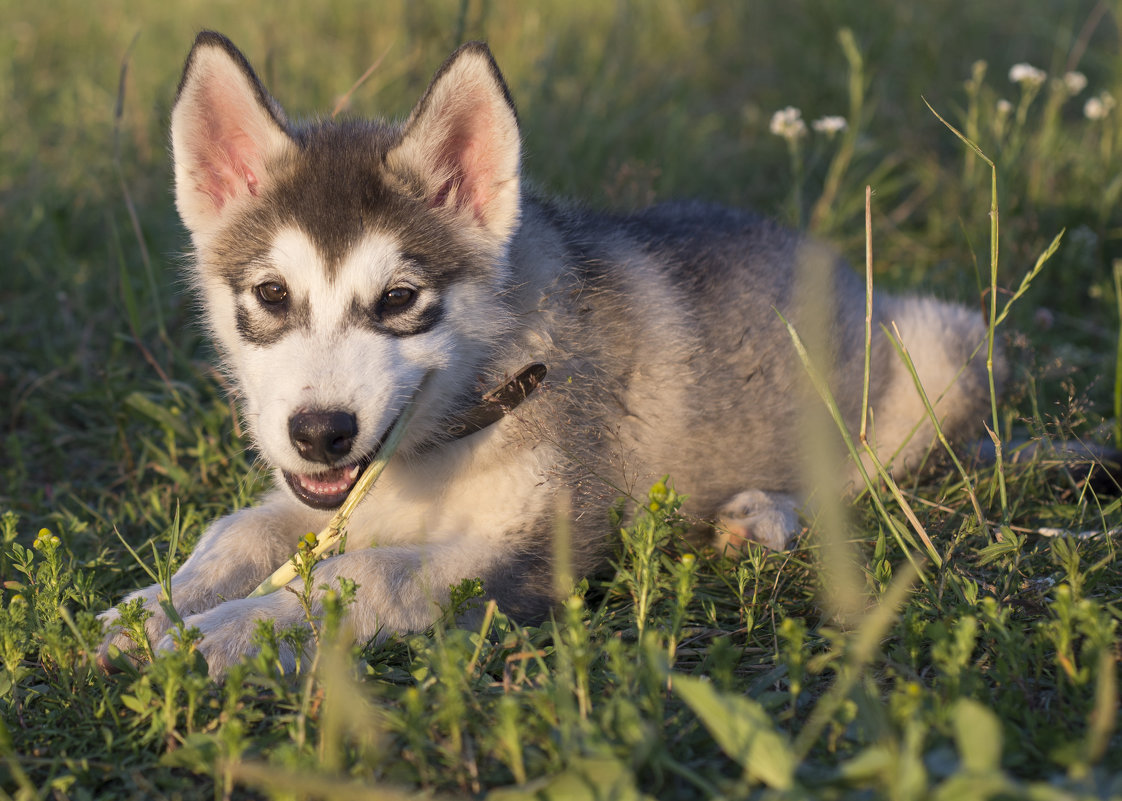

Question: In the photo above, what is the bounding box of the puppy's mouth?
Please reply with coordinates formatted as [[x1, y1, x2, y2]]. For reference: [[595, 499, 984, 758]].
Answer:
[[281, 409, 407, 510], [283, 457, 370, 510]]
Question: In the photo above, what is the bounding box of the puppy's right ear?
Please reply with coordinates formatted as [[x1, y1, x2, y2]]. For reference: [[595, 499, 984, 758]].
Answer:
[[171, 32, 294, 243]]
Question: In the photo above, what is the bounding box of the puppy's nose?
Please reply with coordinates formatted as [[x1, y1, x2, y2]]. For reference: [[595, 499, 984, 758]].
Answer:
[[288, 411, 358, 463]]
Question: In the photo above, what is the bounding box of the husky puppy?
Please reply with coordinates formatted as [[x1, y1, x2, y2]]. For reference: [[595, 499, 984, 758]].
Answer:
[[98, 32, 994, 675]]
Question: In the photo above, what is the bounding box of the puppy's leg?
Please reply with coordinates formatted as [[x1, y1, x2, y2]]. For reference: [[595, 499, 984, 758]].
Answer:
[[97, 491, 323, 663], [162, 539, 528, 678], [714, 490, 801, 552]]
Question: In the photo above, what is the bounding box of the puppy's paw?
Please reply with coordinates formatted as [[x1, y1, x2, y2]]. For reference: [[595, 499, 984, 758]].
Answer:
[[95, 585, 174, 671], [715, 490, 801, 553], [162, 595, 308, 679]]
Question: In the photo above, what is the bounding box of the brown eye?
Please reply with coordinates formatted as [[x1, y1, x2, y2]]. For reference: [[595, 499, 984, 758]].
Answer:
[[382, 286, 416, 310], [256, 281, 288, 304]]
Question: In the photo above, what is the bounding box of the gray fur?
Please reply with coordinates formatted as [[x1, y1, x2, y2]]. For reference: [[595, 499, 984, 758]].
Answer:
[[97, 33, 996, 676]]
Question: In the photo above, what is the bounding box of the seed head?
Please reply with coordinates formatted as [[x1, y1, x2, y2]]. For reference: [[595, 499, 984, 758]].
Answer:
[[1085, 92, 1116, 121], [1063, 71, 1088, 95], [769, 106, 807, 141], [1008, 63, 1046, 87], [811, 115, 848, 137]]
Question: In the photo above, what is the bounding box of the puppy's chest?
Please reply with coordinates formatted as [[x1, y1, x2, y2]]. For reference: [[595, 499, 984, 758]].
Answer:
[[341, 435, 560, 548]]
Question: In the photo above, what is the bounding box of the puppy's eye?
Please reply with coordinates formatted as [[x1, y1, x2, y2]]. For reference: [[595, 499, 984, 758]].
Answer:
[[256, 281, 288, 304], [382, 286, 416, 310]]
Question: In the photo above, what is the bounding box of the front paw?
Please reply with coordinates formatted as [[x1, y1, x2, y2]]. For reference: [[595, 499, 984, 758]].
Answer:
[[159, 594, 310, 679], [96, 585, 177, 670]]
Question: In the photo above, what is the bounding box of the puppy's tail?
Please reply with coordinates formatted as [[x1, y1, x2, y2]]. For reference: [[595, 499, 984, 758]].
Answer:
[[865, 295, 997, 480]]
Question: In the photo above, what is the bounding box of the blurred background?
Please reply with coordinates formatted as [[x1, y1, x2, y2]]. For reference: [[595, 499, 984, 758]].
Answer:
[[2, 0, 1119, 527]]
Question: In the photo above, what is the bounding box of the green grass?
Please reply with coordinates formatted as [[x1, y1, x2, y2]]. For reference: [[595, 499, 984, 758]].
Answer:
[[2, 0, 1122, 798]]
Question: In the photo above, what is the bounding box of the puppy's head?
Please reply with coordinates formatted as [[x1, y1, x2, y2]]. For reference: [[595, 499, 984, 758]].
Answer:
[[171, 33, 522, 508]]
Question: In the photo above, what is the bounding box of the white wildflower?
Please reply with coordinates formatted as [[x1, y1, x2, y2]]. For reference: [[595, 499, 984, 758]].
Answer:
[[1063, 71, 1087, 95], [996, 99, 1013, 116], [811, 115, 848, 136], [1008, 63, 1046, 87], [1085, 97, 1107, 120], [1085, 91, 1116, 120], [769, 106, 807, 141]]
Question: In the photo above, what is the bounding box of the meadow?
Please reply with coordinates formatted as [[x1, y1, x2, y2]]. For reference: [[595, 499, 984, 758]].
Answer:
[[2, 0, 1121, 798]]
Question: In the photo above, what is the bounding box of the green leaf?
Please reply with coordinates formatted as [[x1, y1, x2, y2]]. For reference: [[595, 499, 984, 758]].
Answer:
[[836, 745, 893, 782], [120, 694, 150, 715], [159, 733, 218, 772], [486, 756, 654, 801], [931, 773, 1016, 801], [124, 391, 192, 439], [952, 699, 1002, 773], [974, 534, 1022, 567], [673, 674, 796, 789]]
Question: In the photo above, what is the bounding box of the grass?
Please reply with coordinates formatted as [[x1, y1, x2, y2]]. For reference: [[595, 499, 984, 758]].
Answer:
[[2, 0, 1122, 798]]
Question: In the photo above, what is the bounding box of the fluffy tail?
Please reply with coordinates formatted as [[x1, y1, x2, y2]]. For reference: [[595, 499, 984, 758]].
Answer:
[[865, 295, 998, 478]]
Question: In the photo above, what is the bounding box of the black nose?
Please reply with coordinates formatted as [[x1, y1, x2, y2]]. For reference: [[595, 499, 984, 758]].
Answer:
[[288, 411, 358, 464]]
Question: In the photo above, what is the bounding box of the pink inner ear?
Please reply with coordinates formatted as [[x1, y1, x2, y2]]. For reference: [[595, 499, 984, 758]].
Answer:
[[190, 86, 268, 211], [459, 139, 495, 223], [429, 108, 499, 225], [196, 145, 258, 210]]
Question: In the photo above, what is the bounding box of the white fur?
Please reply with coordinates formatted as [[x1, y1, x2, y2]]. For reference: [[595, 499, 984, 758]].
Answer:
[[98, 35, 998, 678], [233, 230, 430, 470], [715, 491, 802, 553], [859, 295, 991, 481], [100, 224, 552, 675], [100, 422, 557, 675]]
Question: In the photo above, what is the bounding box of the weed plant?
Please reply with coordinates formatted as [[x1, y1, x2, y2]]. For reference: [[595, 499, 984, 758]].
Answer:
[[2, 1, 1121, 798]]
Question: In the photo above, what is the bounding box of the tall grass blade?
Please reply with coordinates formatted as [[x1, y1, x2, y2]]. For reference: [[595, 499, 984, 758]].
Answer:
[[780, 310, 938, 573], [1114, 260, 1122, 447], [793, 557, 920, 758], [860, 185, 874, 444], [809, 28, 865, 232], [991, 230, 1064, 329], [884, 322, 988, 532], [1085, 650, 1118, 767], [923, 97, 1008, 515]]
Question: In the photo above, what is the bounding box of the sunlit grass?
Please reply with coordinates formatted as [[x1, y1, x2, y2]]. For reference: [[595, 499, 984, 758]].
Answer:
[[2, 0, 1121, 798]]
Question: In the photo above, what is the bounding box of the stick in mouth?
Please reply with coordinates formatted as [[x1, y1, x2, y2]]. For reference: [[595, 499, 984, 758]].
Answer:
[[248, 373, 434, 598]]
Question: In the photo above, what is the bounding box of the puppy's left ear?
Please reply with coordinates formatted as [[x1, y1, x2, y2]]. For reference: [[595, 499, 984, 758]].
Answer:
[[386, 43, 521, 243]]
